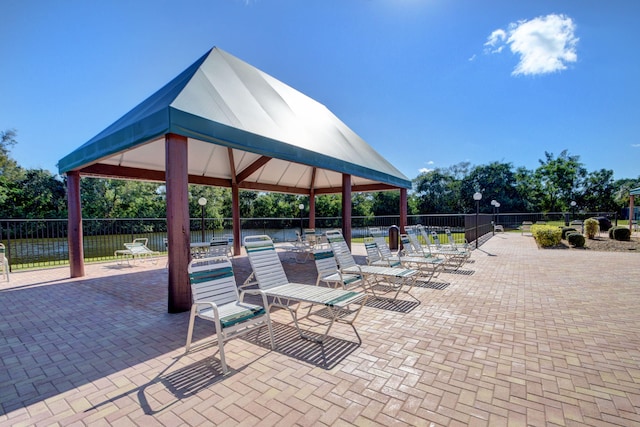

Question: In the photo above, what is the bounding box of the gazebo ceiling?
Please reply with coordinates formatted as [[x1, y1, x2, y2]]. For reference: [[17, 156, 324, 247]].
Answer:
[[58, 47, 411, 194]]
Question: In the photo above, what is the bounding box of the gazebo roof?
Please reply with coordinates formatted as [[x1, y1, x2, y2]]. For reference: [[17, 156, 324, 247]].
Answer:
[[631, 187, 640, 196], [58, 47, 411, 193]]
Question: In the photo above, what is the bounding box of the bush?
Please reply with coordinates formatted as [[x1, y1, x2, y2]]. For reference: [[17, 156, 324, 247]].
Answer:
[[584, 218, 600, 239], [531, 224, 562, 247], [566, 232, 585, 248], [561, 227, 577, 239], [609, 226, 631, 241]]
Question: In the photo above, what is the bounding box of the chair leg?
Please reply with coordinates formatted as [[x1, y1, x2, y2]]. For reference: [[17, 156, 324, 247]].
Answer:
[[185, 306, 198, 352], [216, 326, 229, 375]]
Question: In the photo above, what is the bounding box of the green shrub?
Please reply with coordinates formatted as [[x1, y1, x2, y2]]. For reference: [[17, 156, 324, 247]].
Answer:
[[531, 224, 562, 247], [609, 226, 631, 241], [566, 232, 585, 247], [584, 218, 600, 239], [561, 227, 577, 239]]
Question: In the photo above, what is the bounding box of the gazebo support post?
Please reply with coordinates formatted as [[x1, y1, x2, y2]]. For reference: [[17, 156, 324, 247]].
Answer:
[[166, 133, 191, 313], [400, 188, 408, 234], [231, 184, 241, 255], [67, 170, 85, 278], [342, 174, 352, 249], [309, 191, 316, 229]]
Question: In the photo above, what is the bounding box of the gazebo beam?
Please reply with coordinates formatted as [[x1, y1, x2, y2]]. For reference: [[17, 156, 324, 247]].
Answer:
[[237, 155, 272, 183]]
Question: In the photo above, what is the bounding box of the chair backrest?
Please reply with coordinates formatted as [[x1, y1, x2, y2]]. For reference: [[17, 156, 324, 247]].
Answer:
[[209, 238, 229, 257], [444, 228, 458, 247], [243, 235, 289, 291], [303, 229, 317, 245], [430, 231, 443, 248], [133, 238, 148, 246], [325, 230, 357, 269], [399, 234, 419, 256], [188, 257, 239, 313], [364, 238, 382, 265], [124, 241, 149, 254], [369, 227, 383, 238], [371, 234, 396, 259], [406, 226, 432, 255], [416, 225, 435, 249], [0, 243, 5, 262], [313, 247, 339, 278]]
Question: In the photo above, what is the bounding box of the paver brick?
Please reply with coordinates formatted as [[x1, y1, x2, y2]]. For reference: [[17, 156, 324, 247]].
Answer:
[[2, 234, 640, 425]]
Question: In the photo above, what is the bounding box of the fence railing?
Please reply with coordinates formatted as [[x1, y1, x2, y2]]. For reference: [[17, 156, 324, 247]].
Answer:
[[0, 212, 617, 271]]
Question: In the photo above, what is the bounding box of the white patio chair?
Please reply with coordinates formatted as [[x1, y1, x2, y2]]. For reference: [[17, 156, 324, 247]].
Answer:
[[325, 229, 419, 302], [243, 235, 367, 344], [185, 256, 275, 375], [0, 243, 9, 281]]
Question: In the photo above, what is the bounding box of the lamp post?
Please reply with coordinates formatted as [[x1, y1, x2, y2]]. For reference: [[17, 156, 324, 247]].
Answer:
[[570, 200, 576, 220], [198, 197, 207, 242], [495, 202, 500, 229], [490, 200, 497, 235], [474, 192, 482, 248], [298, 203, 305, 236]]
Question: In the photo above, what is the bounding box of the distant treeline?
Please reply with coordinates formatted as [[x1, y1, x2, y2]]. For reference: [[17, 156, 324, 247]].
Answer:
[[1, 130, 638, 220]]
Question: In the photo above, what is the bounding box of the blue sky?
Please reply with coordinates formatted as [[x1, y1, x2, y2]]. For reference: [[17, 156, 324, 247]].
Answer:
[[2, 0, 639, 182]]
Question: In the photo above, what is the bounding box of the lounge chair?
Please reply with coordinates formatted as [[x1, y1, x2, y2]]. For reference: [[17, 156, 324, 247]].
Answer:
[[325, 229, 419, 301], [444, 228, 470, 249], [114, 238, 159, 265], [243, 235, 367, 344], [521, 221, 533, 235], [364, 239, 402, 268], [0, 243, 9, 281], [185, 256, 275, 375], [281, 230, 314, 263], [406, 226, 468, 269], [313, 247, 364, 290]]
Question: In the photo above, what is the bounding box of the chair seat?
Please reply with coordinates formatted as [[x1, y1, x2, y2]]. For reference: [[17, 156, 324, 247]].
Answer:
[[198, 302, 266, 328], [321, 272, 362, 286]]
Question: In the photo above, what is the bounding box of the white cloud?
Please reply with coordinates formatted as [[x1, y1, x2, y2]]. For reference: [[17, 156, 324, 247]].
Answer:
[[632, 144, 640, 148], [418, 167, 433, 174], [485, 14, 578, 76], [484, 29, 507, 54]]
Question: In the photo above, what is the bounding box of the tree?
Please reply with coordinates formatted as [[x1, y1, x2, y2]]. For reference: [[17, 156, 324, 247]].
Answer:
[[0, 129, 24, 181], [580, 169, 617, 212], [460, 162, 520, 213], [413, 168, 458, 213], [534, 150, 587, 212]]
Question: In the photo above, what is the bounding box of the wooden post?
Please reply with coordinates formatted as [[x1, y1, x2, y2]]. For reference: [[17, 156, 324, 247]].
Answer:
[[309, 191, 316, 229], [342, 174, 352, 249], [399, 188, 408, 234], [231, 183, 241, 256], [67, 171, 85, 278], [166, 133, 191, 313]]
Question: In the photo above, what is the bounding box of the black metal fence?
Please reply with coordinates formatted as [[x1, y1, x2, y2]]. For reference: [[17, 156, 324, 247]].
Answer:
[[0, 211, 617, 271]]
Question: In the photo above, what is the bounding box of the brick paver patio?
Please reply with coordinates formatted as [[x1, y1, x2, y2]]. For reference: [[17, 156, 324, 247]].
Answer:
[[1, 233, 640, 426]]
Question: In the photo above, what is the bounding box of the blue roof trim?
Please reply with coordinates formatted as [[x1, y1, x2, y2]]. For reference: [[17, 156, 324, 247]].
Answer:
[[58, 109, 171, 173], [631, 187, 640, 196], [168, 108, 412, 189]]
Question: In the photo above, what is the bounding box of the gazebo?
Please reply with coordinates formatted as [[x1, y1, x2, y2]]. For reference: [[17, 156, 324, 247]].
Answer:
[[58, 46, 411, 312]]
